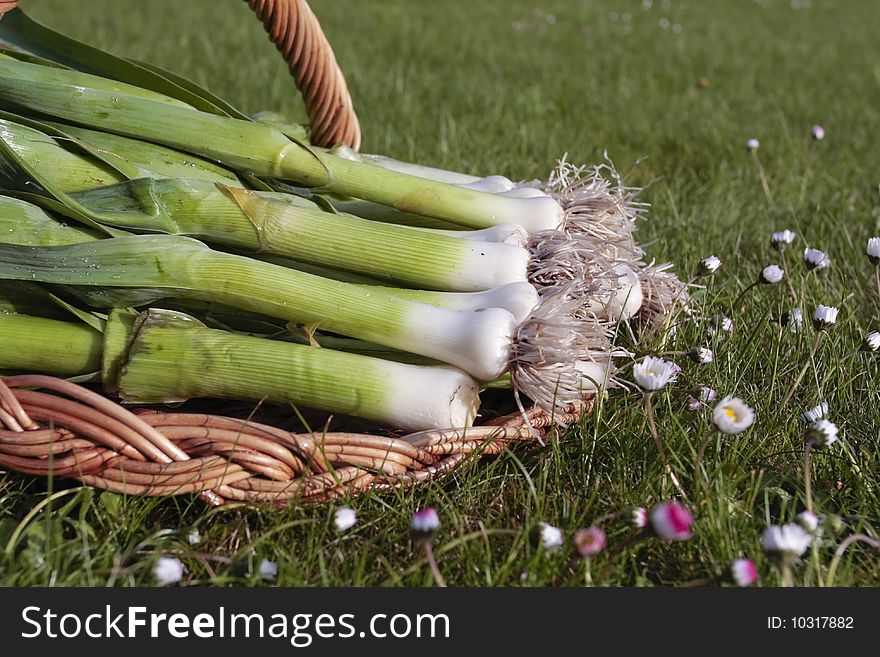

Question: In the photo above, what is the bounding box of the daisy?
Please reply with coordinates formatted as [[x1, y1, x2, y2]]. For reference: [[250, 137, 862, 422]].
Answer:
[[334, 506, 357, 532], [410, 508, 440, 539], [759, 264, 785, 284], [689, 386, 717, 411], [782, 307, 804, 332], [730, 558, 758, 587], [650, 501, 693, 541], [863, 331, 880, 352], [803, 248, 830, 271], [538, 522, 564, 552], [867, 237, 880, 266], [633, 356, 679, 391], [695, 255, 721, 277], [746, 138, 760, 151], [802, 401, 829, 423], [624, 506, 648, 529], [771, 230, 796, 249], [707, 316, 734, 339], [258, 559, 278, 582], [761, 524, 812, 563], [712, 396, 756, 434], [154, 557, 185, 586], [699, 386, 718, 402], [795, 510, 819, 533], [574, 526, 606, 557], [811, 124, 825, 141], [689, 347, 714, 364], [807, 419, 839, 448], [812, 305, 838, 331]]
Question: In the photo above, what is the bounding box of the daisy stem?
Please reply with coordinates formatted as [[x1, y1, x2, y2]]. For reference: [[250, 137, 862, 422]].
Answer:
[[780, 562, 794, 588], [643, 393, 690, 502], [874, 265, 880, 300], [825, 534, 880, 587], [752, 151, 773, 203], [803, 438, 825, 587], [804, 438, 815, 513], [732, 281, 759, 312], [782, 332, 822, 408], [422, 541, 446, 588]]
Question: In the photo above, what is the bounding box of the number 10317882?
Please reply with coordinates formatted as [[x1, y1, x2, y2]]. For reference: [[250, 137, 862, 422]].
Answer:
[[767, 617, 854, 629]]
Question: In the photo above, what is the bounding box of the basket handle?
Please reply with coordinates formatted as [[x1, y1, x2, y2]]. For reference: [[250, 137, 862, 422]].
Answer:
[[245, 0, 361, 150], [0, 0, 362, 150]]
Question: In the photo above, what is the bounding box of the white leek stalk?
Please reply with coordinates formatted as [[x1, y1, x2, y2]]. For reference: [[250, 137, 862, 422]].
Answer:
[[0, 235, 518, 381], [114, 309, 479, 431]]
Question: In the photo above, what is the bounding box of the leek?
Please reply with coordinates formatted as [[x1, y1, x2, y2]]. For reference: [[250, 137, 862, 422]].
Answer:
[[0, 313, 102, 376], [113, 309, 479, 431], [0, 58, 564, 232], [0, 235, 519, 381]]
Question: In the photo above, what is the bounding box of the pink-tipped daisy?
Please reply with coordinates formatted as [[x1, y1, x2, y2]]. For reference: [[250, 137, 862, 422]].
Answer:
[[650, 501, 693, 541], [730, 558, 758, 586], [575, 526, 606, 557]]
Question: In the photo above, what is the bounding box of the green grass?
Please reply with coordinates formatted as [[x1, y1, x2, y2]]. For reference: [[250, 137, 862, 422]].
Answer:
[[1, 0, 878, 586]]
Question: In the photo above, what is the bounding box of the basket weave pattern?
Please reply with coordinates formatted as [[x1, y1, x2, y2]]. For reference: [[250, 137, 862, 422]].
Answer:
[[0, 376, 588, 505]]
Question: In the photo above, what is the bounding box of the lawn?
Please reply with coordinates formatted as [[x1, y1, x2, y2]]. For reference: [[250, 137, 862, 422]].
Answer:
[[0, 0, 878, 586]]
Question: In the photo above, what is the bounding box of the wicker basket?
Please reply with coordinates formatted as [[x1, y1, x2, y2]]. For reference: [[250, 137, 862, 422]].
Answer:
[[0, 0, 590, 506]]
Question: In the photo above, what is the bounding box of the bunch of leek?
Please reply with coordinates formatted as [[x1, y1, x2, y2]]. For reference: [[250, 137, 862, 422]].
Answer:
[[0, 7, 683, 431]]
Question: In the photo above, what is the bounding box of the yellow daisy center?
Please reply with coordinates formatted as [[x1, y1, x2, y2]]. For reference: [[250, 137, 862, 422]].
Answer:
[[724, 407, 738, 420]]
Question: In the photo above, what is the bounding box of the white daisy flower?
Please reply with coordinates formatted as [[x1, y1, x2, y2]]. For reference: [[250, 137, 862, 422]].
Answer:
[[795, 510, 819, 533], [695, 255, 722, 277], [802, 401, 828, 423], [812, 305, 839, 331], [689, 347, 714, 364], [699, 386, 718, 402], [712, 396, 755, 434], [803, 247, 830, 271], [746, 138, 760, 151], [186, 529, 200, 546], [334, 506, 357, 532], [538, 522, 564, 552], [633, 356, 679, 391], [154, 557, 185, 586], [863, 331, 880, 352], [783, 307, 804, 332], [867, 237, 880, 265], [624, 506, 649, 529], [258, 559, 278, 582], [707, 316, 734, 340], [807, 419, 839, 448], [811, 124, 825, 141], [759, 264, 785, 284], [771, 230, 796, 248], [730, 558, 758, 586], [761, 523, 812, 563]]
